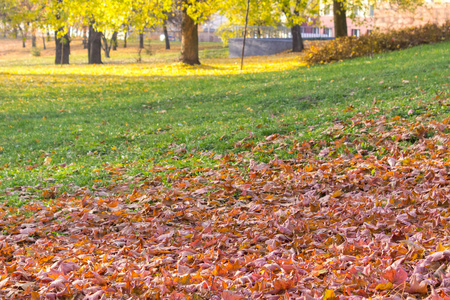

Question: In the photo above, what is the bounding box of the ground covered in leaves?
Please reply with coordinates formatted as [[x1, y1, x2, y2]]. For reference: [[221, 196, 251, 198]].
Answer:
[[2, 92, 450, 299]]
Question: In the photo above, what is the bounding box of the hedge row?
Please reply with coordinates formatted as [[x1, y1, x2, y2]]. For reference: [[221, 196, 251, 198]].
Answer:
[[304, 21, 450, 65]]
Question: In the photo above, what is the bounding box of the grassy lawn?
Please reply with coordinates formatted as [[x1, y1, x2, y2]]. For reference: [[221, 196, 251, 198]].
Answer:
[[0, 40, 449, 205]]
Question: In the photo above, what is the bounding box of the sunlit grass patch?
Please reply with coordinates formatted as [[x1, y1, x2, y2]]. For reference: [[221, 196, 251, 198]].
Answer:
[[0, 53, 305, 77]]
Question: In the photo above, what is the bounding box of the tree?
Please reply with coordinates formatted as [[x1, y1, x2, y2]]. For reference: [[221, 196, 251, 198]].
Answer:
[[35, 0, 73, 64], [179, 0, 219, 65], [221, 0, 313, 53], [54, 0, 70, 64], [328, 0, 423, 38], [88, 23, 102, 63], [67, 0, 129, 64], [218, 0, 282, 50], [2, 0, 37, 47], [333, 0, 347, 37], [163, 19, 170, 49], [220, 0, 282, 30], [180, 2, 199, 64], [161, 5, 183, 51], [121, 0, 171, 55], [101, 30, 117, 58], [278, 0, 319, 52]]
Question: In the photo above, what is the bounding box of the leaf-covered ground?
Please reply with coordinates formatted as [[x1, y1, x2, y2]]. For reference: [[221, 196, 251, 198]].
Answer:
[[2, 92, 450, 299], [1, 39, 450, 299]]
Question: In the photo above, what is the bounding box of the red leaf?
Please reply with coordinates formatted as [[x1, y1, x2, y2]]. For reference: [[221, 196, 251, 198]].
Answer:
[[382, 267, 407, 286], [221, 291, 245, 300]]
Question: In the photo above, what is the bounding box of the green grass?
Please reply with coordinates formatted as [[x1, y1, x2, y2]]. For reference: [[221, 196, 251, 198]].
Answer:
[[0, 41, 449, 205]]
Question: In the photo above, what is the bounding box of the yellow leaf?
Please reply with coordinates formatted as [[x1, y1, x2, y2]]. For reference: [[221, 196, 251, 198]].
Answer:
[[436, 241, 448, 252], [331, 190, 342, 198], [375, 281, 393, 290], [177, 274, 191, 285], [323, 289, 336, 300]]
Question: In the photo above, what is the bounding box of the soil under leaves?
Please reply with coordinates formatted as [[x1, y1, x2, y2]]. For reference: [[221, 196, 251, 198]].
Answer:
[[2, 92, 450, 299]]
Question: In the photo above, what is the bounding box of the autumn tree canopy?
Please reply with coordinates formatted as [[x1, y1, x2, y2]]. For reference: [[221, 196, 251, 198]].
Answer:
[[0, 0, 427, 64]]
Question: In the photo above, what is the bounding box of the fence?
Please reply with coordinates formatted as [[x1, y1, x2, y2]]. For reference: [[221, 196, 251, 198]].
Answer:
[[231, 26, 333, 40]]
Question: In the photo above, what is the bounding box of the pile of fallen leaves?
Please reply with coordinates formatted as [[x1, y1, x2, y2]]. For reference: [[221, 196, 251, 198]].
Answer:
[[2, 94, 450, 299]]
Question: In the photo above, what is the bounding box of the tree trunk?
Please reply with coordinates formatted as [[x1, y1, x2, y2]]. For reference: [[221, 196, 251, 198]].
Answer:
[[123, 26, 128, 48], [180, 6, 200, 65], [333, 0, 348, 38], [55, 30, 70, 64], [112, 31, 118, 50], [139, 32, 144, 49], [102, 35, 111, 58], [291, 24, 304, 52], [19, 27, 25, 48], [67, 29, 71, 55], [163, 21, 170, 50], [82, 26, 88, 49], [88, 24, 102, 64], [42, 36, 46, 50], [32, 32, 36, 47]]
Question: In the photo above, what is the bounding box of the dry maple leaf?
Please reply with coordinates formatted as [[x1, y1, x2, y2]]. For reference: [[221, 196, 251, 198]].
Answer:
[[382, 266, 408, 286], [406, 275, 428, 294], [221, 290, 245, 300]]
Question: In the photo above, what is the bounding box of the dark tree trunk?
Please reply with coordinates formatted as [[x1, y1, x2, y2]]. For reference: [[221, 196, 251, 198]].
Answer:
[[19, 27, 25, 48], [55, 30, 70, 64], [88, 24, 102, 64], [82, 27, 88, 49], [139, 32, 144, 49], [47, 30, 50, 41], [333, 0, 348, 38], [42, 36, 46, 49], [102, 35, 112, 58], [180, 6, 200, 65], [32, 32, 36, 47], [112, 31, 118, 50], [291, 24, 304, 52], [163, 21, 170, 50], [123, 26, 128, 48]]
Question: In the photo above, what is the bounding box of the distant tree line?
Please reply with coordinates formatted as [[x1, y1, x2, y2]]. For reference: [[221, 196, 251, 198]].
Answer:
[[0, 0, 424, 65]]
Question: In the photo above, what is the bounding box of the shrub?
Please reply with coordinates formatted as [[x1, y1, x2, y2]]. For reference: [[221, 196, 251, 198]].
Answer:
[[305, 21, 450, 65], [31, 47, 41, 57]]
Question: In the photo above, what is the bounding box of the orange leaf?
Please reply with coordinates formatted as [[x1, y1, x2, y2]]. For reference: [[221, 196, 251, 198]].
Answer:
[[31, 291, 40, 300], [331, 190, 342, 198]]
